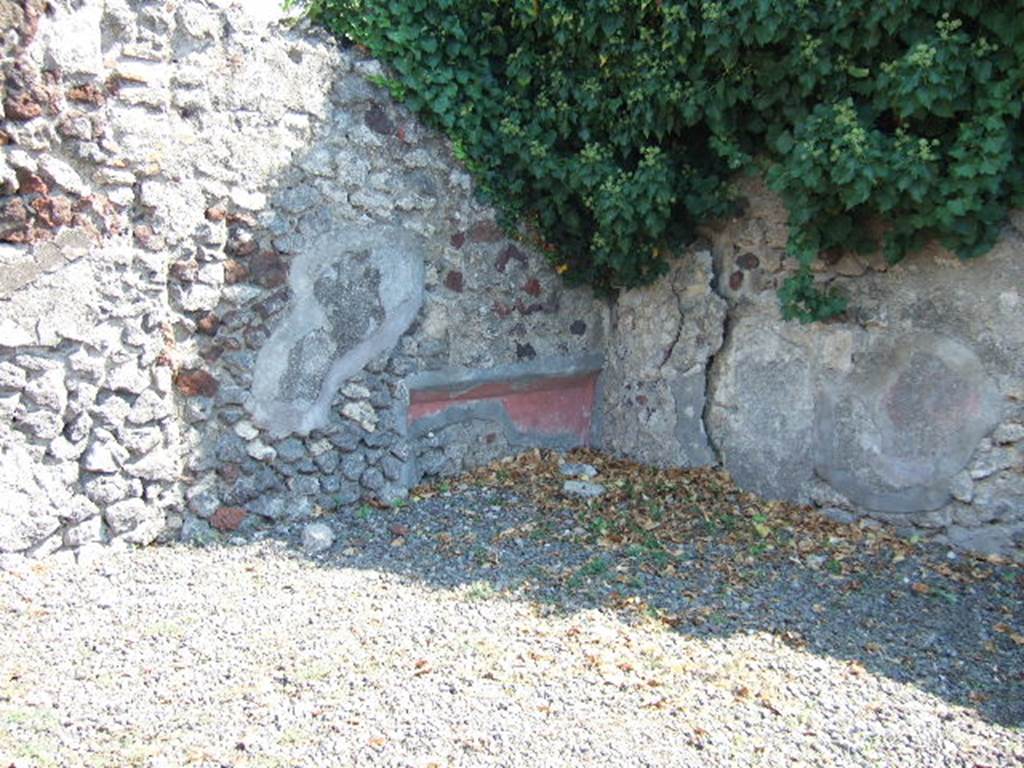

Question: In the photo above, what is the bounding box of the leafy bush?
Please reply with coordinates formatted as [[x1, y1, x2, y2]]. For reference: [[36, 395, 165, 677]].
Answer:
[[303, 0, 1024, 320]]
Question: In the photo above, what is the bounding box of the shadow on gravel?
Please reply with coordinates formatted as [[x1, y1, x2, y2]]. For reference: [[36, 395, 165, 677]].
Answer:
[[234, 485, 1024, 730]]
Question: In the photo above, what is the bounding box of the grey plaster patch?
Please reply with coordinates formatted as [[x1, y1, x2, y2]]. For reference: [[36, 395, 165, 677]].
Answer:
[[672, 366, 717, 466], [707, 308, 818, 500], [405, 354, 604, 395], [249, 225, 425, 436], [815, 333, 1002, 513]]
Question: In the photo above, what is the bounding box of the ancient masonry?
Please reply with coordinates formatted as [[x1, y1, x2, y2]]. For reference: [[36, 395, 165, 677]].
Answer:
[[1, 0, 1021, 563]]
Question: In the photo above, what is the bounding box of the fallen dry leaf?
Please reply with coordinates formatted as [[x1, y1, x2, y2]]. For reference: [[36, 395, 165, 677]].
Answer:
[[413, 447, 1011, 595]]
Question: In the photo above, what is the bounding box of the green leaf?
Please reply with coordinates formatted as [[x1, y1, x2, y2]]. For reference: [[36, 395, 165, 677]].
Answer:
[[306, 0, 1023, 317]]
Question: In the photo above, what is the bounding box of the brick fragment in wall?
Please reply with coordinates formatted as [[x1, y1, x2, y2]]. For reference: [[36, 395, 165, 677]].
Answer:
[[175, 369, 219, 398], [210, 506, 247, 532]]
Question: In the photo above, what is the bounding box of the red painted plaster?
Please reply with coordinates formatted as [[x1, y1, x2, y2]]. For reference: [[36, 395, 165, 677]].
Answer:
[[409, 372, 599, 444]]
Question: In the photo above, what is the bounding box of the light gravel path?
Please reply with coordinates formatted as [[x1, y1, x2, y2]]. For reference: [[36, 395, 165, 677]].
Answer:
[[1, 491, 1022, 767]]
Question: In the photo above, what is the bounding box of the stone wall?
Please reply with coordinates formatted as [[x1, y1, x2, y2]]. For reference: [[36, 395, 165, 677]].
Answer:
[[1, 0, 1020, 563], [0, 0, 605, 560], [602, 177, 1024, 560]]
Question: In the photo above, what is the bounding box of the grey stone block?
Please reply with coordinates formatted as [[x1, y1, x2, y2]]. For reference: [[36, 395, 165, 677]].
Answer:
[[340, 453, 366, 482], [563, 480, 606, 499], [180, 516, 218, 546], [360, 467, 386, 493]]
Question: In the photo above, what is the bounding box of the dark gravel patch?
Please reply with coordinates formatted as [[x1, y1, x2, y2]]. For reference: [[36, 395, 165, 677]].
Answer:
[[323, 485, 1024, 728], [1, 484, 1021, 767]]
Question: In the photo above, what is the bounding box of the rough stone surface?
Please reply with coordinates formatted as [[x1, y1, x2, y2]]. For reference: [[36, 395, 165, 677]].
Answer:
[[599, 175, 1024, 560], [701, 180, 1024, 558], [210, 507, 247, 533], [301, 521, 335, 554], [0, 0, 604, 559], [706, 306, 820, 499], [2, 3, 1022, 563], [602, 251, 725, 468]]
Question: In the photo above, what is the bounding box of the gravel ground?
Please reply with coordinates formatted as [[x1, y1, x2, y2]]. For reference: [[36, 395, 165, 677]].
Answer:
[[1, 486, 1022, 767]]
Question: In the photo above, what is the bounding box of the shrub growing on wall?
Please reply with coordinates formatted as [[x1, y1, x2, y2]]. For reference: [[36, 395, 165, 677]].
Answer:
[[303, 0, 1024, 321]]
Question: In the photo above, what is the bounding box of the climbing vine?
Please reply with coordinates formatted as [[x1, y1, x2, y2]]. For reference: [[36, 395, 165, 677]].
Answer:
[[301, 0, 1024, 321]]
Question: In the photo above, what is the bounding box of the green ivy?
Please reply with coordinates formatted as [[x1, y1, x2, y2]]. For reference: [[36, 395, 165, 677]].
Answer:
[[302, 0, 1024, 321]]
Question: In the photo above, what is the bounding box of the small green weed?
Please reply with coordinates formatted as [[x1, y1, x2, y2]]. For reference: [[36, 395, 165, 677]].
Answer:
[[568, 556, 612, 589], [464, 580, 497, 601]]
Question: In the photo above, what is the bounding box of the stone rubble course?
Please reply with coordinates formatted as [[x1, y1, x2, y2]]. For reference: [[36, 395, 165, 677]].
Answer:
[[0, 0, 603, 560], [0, 0, 1021, 563]]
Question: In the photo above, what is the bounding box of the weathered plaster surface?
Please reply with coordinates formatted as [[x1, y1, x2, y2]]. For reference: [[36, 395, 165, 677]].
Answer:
[[1, 2, 1020, 563], [601, 250, 726, 469], [0, 0, 605, 559], [623, 178, 1024, 559]]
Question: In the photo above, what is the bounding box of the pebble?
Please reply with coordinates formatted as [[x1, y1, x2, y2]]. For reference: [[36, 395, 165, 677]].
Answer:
[[558, 462, 599, 478], [0, 520, 1018, 768], [562, 480, 606, 499], [301, 522, 335, 554]]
